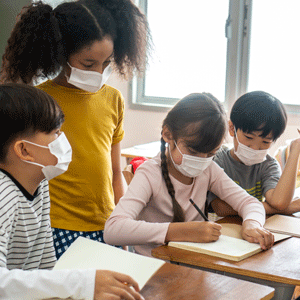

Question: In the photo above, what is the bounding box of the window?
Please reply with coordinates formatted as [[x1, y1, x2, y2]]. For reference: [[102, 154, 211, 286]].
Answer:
[[133, 0, 300, 114]]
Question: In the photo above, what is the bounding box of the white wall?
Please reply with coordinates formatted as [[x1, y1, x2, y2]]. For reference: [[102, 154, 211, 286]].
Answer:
[[107, 74, 300, 165]]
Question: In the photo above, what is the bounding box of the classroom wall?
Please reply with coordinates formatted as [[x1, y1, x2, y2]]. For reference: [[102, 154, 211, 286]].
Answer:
[[1, 1, 299, 166], [0, 0, 31, 59], [106, 74, 300, 168]]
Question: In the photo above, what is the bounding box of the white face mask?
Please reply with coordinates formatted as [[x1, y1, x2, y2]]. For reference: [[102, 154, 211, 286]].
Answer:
[[234, 128, 269, 166], [22, 132, 72, 181], [169, 141, 213, 178], [66, 63, 112, 93]]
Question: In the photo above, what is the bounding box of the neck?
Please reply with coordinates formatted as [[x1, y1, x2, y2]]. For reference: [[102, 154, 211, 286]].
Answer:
[[0, 163, 43, 195], [52, 70, 78, 89]]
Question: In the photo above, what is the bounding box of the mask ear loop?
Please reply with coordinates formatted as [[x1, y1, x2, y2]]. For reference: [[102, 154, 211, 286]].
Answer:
[[20, 140, 49, 168]]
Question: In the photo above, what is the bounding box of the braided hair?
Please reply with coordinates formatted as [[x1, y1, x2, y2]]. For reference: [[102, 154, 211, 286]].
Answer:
[[161, 93, 227, 222]]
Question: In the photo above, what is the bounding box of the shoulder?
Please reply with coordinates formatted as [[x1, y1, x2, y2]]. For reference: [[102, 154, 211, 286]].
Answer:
[[36, 80, 54, 92], [102, 85, 124, 100], [0, 172, 20, 219], [260, 154, 281, 173], [134, 153, 163, 182], [213, 147, 232, 168]]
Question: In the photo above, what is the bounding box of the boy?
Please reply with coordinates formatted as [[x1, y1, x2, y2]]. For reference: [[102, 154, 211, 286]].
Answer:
[[0, 83, 143, 300], [209, 91, 300, 217]]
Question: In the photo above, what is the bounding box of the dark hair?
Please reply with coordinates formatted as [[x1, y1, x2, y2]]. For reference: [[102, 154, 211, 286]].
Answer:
[[230, 91, 287, 141], [161, 93, 227, 222], [0, 83, 64, 162], [1, 0, 151, 83]]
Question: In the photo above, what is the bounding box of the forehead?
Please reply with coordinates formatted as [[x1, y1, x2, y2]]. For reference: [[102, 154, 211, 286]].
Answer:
[[70, 38, 114, 62]]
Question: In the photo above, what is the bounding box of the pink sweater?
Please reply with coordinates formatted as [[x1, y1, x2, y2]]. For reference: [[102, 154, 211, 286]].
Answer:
[[104, 153, 265, 256]]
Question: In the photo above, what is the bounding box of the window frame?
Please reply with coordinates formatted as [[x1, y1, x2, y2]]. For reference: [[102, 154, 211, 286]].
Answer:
[[131, 0, 300, 117]]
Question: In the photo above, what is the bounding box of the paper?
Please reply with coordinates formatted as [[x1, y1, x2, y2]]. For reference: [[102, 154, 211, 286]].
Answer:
[[169, 235, 262, 262], [169, 223, 290, 262], [222, 223, 290, 242], [264, 214, 300, 237], [54, 237, 165, 289]]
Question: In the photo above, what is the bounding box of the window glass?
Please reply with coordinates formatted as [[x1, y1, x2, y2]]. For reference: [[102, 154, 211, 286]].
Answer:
[[145, 0, 229, 102], [248, 0, 300, 105]]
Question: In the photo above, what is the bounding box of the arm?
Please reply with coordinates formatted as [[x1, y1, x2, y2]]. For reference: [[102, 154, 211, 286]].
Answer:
[[104, 162, 223, 246], [263, 196, 300, 215], [264, 135, 300, 210], [209, 165, 273, 249], [210, 197, 238, 217], [0, 268, 143, 300], [111, 142, 125, 205]]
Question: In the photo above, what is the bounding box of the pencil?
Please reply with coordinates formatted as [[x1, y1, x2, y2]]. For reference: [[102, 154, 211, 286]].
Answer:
[[189, 198, 209, 221]]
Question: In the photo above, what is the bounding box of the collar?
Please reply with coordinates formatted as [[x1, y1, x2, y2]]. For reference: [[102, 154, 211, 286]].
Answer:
[[0, 168, 38, 201]]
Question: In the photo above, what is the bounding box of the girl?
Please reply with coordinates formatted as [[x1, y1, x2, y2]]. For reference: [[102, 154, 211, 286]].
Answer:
[[104, 93, 274, 257], [1, 0, 151, 258], [0, 83, 143, 300]]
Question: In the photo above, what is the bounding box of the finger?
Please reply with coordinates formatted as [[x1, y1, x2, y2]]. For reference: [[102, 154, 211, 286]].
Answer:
[[113, 272, 140, 292], [211, 222, 222, 230], [254, 228, 274, 249], [113, 285, 144, 300]]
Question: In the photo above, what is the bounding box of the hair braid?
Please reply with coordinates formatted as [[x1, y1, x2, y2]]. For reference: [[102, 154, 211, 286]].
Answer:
[[160, 137, 184, 222]]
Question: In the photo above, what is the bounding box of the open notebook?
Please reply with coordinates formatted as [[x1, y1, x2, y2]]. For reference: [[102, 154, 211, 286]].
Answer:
[[265, 214, 300, 237], [168, 223, 290, 262], [54, 237, 165, 289]]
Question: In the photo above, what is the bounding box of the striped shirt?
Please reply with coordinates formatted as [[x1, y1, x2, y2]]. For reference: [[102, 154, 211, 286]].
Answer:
[[0, 170, 95, 299], [0, 169, 56, 270]]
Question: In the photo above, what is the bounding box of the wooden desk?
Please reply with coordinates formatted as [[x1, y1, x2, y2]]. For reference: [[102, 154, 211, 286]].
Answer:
[[152, 216, 300, 300], [141, 262, 274, 300], [121, 141, 160, 164]]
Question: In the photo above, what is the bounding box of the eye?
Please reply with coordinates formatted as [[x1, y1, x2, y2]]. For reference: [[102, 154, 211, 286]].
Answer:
[[245, 135, 253, 140], [82, 64, 94, 68]]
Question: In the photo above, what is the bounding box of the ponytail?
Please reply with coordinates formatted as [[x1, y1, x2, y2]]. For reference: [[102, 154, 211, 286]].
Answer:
[[1, 0, 151, 83], [160, 137, 185, 222], [1, 2, 64, 84]]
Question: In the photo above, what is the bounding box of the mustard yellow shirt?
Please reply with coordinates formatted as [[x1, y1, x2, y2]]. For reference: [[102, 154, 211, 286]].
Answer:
[[37, 81, 124, 231]]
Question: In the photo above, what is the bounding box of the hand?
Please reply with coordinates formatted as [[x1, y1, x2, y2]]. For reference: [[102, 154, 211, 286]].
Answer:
[[94, 270, 145, 300], [166, 221, 222, 243], [242, 219, 274, 250]]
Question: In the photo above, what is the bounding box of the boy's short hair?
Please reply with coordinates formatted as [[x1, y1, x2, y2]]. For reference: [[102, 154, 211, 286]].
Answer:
[[230, 91, 287, 140], [0, 83, 64, 162]]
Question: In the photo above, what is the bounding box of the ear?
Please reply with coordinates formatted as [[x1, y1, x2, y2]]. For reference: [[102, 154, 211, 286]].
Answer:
[[228, 120, 235, 137], [162, 125, 174, 144], [13, 141, 35, 162]]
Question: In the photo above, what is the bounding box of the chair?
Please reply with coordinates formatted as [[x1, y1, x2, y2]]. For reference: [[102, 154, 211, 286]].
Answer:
[[122, 164, 134, 186], [274, 142, 300, 188]]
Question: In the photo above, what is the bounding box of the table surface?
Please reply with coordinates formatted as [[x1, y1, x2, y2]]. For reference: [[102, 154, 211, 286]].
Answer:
[[141, 262, 275, 300], [152, 215, 300, 286], [121, 141, 160, 159]]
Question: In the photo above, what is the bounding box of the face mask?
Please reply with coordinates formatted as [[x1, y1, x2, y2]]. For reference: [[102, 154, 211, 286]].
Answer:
[[22, 132, 72, 181], [234, 128, 268, 166], [66, 63, 112, 93], [169, 141, 213, 177]]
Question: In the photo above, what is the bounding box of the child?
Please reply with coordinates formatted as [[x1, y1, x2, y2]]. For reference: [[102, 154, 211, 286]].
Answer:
[[207, 91, 300, 217], [103, 93, 274, 257], [1, 0, 151, 258], [0, 83, 144, 300]]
